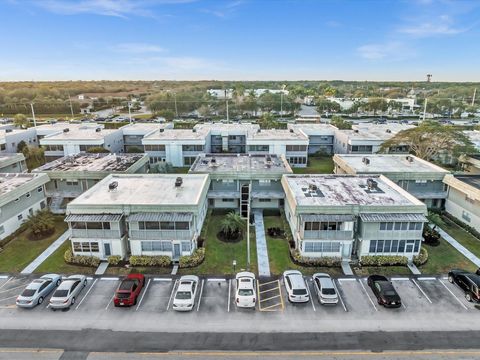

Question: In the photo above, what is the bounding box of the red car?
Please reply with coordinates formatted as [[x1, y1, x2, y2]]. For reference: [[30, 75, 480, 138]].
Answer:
[[113, 274, 145, 307]]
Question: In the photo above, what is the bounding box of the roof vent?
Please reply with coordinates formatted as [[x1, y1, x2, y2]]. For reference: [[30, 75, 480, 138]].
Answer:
[[362, 157, 370, 165], [159, 128, 164, 132], [386, 129, 391, 133], [354, 129, 359, 133], [257, 128, 261, 133], [289, 128, 294, 133], [211, 157, 216, 164], [309, 183, 318, 191], [108, 181, 118, 191], [175, 177, 183, 187], [5, 128, 12, 133], [192, 128, 197, 133], [96, 128, 101, 132], [63, 128, 70, 133], [406, 155, 414, 163], [367, 178, 378, 190]]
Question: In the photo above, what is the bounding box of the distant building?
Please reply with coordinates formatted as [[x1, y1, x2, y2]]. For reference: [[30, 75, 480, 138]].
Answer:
[[464, 130, 480, 150], [288, 123, 336, 155], [0, 153, 27, 173], [281, 174, 427, 261], [460, 154, 480, 174], [333, 154, 449, 209], [207, 89, 233, 99], [444, 175, 480, 231], [0, 173, 49, 240], [120, 122, 173, 153], [0, 128, 37, 153]]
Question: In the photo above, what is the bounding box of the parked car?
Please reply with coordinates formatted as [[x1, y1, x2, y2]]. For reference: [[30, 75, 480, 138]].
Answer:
[[16, 274, 62, 308], [312, 273, 338, 305], [49, 275, 87, 310], [172, 275, 199, 312], [283, 270, 309, 303], [448, 269, 480, 302], [367, 275, 402, 308], [235, 272, 256, 308], [113, 274, 145, 307]]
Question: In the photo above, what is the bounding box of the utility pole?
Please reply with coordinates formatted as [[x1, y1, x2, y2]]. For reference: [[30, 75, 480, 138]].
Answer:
[[30, 103, 37, 128], [174, 92, 178, 119], [246, 181, 251, 269], [423, 98, 428, 122], [225, 89, 229, 121], [280, 84, 286, 121], [472, 88, 477, 107], [67, 92, 74, 119], [128, 102, 132, 124]]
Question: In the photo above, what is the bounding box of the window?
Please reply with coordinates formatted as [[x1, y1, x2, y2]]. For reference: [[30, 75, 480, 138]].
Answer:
[[414, 240, 421, 252], [176, 222, 189, 230], [259, 198, 271, 202], [183, 156, 197, 166], [141, 241, 172, 252], [369, 240, 376, 253], [303, 241, 341, 253], [259, 179, 271, 186], [222, 198, 235, 202], [222, 179, 234, 184], [379, 222, 393, 231], [144, 144, 165, 151], [73, 242, 82, 252], [248, 145, 269, 152], [376, 240, 384, 253], [398, 240, 406, 252], [17, 214, 23, 221], [66, 180, 79, 186], [160, 221, 175, 230], [286, 145, 307, 152], [146, 222, 160, 230], [91, 242, 99, 252], [384, 240, 392, 252], [351, 145, 373, 153], [182, 145, 204, 152], [181, 241, 191, 252], [288, 157, 307, 165], [103, 222, 111, 230]]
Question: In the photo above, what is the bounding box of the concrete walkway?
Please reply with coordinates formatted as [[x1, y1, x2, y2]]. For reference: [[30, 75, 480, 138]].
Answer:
[[407, 262, 421, 275], [341, 260, 354, 276], [95, 262, 109, 275], [253, 210, 271, 277], [435, 224, 480, 267], [20, 230, 70, 274]]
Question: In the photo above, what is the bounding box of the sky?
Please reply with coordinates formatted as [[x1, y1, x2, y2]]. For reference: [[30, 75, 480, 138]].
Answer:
[[0, 0, 480, 81]]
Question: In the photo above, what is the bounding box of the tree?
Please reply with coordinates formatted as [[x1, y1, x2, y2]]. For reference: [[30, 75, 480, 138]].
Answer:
[[156, 109, 175, 121], [365, 98, 388, 115], [330, 115, 352, 130], [380, 121, 476, 160], [219, 212, 245, 241], [258, 112, 278, 129], [17, 140, 28, 154], [27, 210, 55, 239], [14, 113, 29, 128], [316, 98, 341, 113]]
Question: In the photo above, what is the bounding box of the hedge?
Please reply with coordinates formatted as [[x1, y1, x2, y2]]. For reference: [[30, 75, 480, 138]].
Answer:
[[360, 255, 408, 266], [442, 213, 480, 240], [413, 247, 428, 266], [107, 255, 122, 266], [179, 248, 205, 268], [129, 255, 171, 267], [290, 249, 341, 267], [64, 249, 101, 267]]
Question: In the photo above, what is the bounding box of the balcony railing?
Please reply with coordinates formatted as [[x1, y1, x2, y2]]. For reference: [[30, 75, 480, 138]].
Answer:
[[129, 230, 193, 240], [71, 229, 121, 238], [303, 230, 354, 240]]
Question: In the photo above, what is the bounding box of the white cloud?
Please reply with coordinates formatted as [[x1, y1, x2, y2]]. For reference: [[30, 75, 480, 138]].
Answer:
[[357, 41, 415, 61], [397, 15, 466, 37], [111, 43, 166, 53], [201, 0, 244, 18]]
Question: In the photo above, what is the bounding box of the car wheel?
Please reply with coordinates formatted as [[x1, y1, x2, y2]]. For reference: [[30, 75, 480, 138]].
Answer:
[[37, 297, 44, 305], [448, 276, 454, 283], [71, 297, 75, 305], [466, 293, 473, 302], [56, 279, 61, 286]]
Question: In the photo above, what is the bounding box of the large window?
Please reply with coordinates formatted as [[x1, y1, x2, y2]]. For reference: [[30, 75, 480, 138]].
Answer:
[[183, 156, 197, 166], [351, 145, 373, 153], [380, 222, 422, 231], [42, 144, 64, 151], [286, 145, 307, 152], [182, 144, 204, 152], [369, 239, 420, 254], [304, 241, 341, 253], [71, 222, 111, 230], [141, 241, 173, 252], [138, 221, 189, 231], [181, 241, 191, 252], [73, 242, 99, 253], [288, 157, 307, 165], [248, 145, 269, 152], [144, 144, 165, 151], [305, 222, 341, 231]]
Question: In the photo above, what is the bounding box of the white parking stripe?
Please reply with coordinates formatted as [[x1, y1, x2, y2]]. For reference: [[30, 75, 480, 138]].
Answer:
[[0, 284, 29, 294], [105, 294, 115, 310], [75, 278, 98, 310], [196, 279, 205, 312], [153, 278, 172, 282], [227, 279, 231, 312], [0, 278, 12, 290], [358, 279, 378, 311], [417, 277, 437, 281], [333, 279, 348, 312], [391, 278, 410, 281], [208, 278, 226, 282], [411, 278, 432, 304], [0, 295, 18, 302], [438, 279, 468, 310], [0, 275, 9, 279], [135, 278, 151, 311], [100, 277, 119, 281], [166, 279, 178, 311], [306, 279, 316, 312], [337, 278, 357, 282]]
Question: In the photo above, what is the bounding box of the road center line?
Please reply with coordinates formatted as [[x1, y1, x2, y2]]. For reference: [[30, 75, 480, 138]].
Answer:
[[75, 278, 98, 310], [411, 278, 432, 304], [136, 278, 151, 311]]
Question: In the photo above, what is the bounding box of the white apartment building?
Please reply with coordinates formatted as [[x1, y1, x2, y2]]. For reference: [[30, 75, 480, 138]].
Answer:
[[0, 127, 37, 153], [120, 122, 173, 152], [0, 153, 27, 173], [444, 175, 480, 231]]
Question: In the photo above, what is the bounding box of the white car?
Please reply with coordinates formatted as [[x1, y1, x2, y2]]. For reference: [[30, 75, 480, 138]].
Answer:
[[283, 270, 309, 303], [49, 275, 87, 310], [16, 274, 62, 308], [172, 275, 199, 312], [312, 273, 338, 305], [235, 272, 256, 308]]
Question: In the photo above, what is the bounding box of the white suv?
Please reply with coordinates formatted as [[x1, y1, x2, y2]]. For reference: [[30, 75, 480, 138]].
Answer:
[[283, 270, 309, 303]]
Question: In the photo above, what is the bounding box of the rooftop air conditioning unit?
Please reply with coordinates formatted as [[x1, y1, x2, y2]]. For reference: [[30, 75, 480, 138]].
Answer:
[[63, 128, 69, 133], [5, 129, 12, 133], [309, 183, 318, 191], [159, 128, 164, 132], [175, 177, 183, 187], [108, 181, 118, 191], [362, 157, 370, 165], [367, 178, 378, 190], [289, 129, 294, 133], [386, 129, 391, 133], [406, 155, 414, 163], [96, 128, 101, 132]]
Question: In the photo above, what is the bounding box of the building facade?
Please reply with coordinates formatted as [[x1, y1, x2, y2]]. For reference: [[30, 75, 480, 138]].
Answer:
[[444, 175, 480, 231], [0, 153, 27, 173]]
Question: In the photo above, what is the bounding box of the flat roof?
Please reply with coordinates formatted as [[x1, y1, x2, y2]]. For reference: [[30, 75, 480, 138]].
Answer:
[[35, 122, 103, 135], [42, 128, 120, 141], [334, 154, 449, 174], [342, 123, 414, 141], [283, 174, 421, 207], [288, 123, 337, 136], [143, 128, 209, 141], [454, 175, 480, 190], [34, 153, 146, 173], [189, 153, 292, 176], [248, 129, 308, 141], [0, 153, 25, 166], [0, 128, 34, 140], [121, 122, 173, 135], [194, 123, 260, 133], [69, 174, 209, 207], [0, 173, 46, 196]]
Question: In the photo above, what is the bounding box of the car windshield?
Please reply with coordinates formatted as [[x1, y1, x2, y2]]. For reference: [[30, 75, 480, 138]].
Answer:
[[53, 289, 69, 297], [384, 290, 397, 297], [322, 288, 336, 295], [116, 292, 131, 299], [21, 289, 36, 297], [239, 289, 253, 296], [175, 291, 191, 300], [293, 289, 307, 295]]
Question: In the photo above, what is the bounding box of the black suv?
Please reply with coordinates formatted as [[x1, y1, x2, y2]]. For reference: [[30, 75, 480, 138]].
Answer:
[[448, 269, 480, 302]]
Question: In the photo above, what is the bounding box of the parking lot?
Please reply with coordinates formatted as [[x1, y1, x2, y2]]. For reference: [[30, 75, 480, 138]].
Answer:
[[0, 273, 478, 333]]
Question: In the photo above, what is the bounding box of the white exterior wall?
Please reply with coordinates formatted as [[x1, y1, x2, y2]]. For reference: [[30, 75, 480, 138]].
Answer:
[[71, 237, 127, 259], [165, 143, 184, 166], [251, 199, 279, 209], [445, 187, 480, 230], [212, 199, 238, 208], [0, 198, 45, 240]]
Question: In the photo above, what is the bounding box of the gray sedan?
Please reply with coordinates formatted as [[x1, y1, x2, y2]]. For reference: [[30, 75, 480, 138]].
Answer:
[[16, 274, 62, 308], [49, 275, 87, 310]]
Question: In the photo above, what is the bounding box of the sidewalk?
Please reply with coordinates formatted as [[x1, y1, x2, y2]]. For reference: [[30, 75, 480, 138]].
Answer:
[[253, 210, 271, 277], [435, 225, 480, 268], [20, 230, 70, 274]]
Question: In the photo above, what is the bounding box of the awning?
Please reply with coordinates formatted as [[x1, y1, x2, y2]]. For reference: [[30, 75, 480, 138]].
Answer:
[[360, 213, 427, 222], [65, 214, 123, 222], [251, 190, 285, 199], [128, 212, 193, 222], [207, 190, 241, 199], [300, 214, 355, 222]]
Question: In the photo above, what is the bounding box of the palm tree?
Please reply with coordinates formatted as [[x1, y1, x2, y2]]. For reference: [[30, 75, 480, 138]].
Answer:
[[220, 212, 245, 241], [27, 210, 55, 239]]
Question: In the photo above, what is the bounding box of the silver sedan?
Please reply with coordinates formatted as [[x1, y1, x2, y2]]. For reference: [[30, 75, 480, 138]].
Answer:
[[16, 274, 62, 308], [49, 275, 87, 310]]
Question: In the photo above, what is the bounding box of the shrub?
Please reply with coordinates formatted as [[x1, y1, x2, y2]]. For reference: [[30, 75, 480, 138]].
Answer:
[[413, 247, 428, 266], [107, 255, 122, 266], [290, 249, 341, 267], [179, 248, 205, 268], [359, 255, 408, 266], [423, 224, 441, 246], [27, 210, 56, 239], [64, 248, 101, 267], [128, 255, 171, 267]]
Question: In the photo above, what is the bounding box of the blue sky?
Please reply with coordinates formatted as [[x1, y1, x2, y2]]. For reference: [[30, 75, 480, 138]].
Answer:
[[1, 0, 479, 81]]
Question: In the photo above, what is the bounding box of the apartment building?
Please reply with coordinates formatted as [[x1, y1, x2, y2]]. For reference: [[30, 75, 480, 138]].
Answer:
[[0, 173, 49, 240], [0, 153, 27, 173], [189, 153, 292, 215], [120, 122, 173, 152], [65, 174, 210, 260], [195, 123, 259, 154], [33, 153, 149, 213], [333, 154, 449, 209], [460, 154, 480, 174], [444, 174, 480, 230], [0, 127, 37, 153], [281, 174, 427, 260], [288, 123, 336, 155], [334, 123, 413, 154]]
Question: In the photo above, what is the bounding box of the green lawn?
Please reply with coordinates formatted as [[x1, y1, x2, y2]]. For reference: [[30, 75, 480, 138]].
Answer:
[[171, 167, 190, 174], [434, 216, 480, 259], [0, 217, 68, 273], [292, 156, 334, 174]]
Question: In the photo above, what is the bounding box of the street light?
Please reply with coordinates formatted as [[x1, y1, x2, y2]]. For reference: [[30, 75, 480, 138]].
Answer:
[[127, 102, 132, 124]]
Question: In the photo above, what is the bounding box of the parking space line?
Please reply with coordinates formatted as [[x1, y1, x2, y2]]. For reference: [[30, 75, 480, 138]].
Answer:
[[260, 287, 279, 294], [333, 280, 348, 312], [258, 280, 279, 287], [135, 278, 151, 311], [0, 278, 12, 290], [411, 279, 432, 304], [261, 294, 281, 302], [227, 279, 231, 312], [75, 278, 98, 310], [105, 294, 115, 310], [0, 284, 28, 294], [196, 279, 205, 312], [100, 277, 119, 281], [306, 279, 316, 312], [166, 279, 178, 311], [0, 295, 18, 302], [0, 275, 9, 280], [208, 278, 226, 282], [418, 277, 437, 281], [438, 279, 468, 310], [261, 303, 283, 311], [337, 278, 356, 282], [153, 278, 172, 282], [391, 278, 410, 281], [358, 279, 378, 311]]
